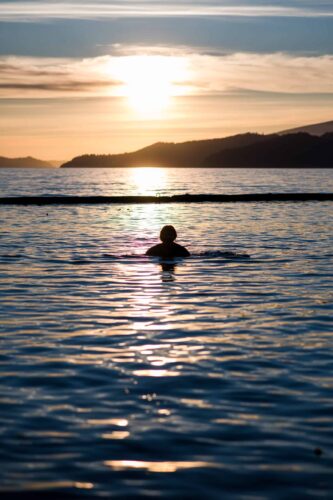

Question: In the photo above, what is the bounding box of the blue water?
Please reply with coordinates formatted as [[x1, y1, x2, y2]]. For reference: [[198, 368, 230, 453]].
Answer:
[[0, 168, 333, 498]]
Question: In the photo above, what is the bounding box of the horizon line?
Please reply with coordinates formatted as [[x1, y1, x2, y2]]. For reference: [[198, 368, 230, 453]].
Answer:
[[1, 121, 332, 162]]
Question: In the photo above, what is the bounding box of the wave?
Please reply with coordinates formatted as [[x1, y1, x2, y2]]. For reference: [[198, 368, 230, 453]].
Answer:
[[0, 251, 250, 264], [195, 250, 250, 259], [70, 251, 250, 264]]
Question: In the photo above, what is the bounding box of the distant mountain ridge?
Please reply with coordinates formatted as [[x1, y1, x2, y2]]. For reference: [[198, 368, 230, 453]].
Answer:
[[204, 133, 333, 168], [61, 133, 262, 168], [279, 120, 333, 136], [61, 132, 333, 168], [0, 156, 54, 168]]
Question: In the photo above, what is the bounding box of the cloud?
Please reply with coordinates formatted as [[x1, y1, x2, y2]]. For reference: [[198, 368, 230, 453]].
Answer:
[[0, 82, 112, 91], [1, 50, 333, 99], [0, 1, 332, 21], [188, 52, 333, 94], [0, 56, 121, 97]]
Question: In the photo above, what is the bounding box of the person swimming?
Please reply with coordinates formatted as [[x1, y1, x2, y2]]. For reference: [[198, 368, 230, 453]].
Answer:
[[146, 225, 190, 259]]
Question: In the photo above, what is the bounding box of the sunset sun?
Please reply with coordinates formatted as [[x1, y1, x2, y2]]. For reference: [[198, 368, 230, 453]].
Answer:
[[113, 55, 188, 118]]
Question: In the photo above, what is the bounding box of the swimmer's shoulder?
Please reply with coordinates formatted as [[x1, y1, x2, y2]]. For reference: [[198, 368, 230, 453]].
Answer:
[[146, 244, 163, 256], [146, 243, 190, 258], [173, 242, 190, 257]]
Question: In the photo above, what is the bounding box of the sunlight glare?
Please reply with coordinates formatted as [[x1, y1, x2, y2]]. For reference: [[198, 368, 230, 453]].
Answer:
[[113, 56, 188, 118], [131, 167, 166, 194]]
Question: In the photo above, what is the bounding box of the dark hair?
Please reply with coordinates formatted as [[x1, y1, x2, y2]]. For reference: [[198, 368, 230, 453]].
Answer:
[[160, 225, 177, 243]]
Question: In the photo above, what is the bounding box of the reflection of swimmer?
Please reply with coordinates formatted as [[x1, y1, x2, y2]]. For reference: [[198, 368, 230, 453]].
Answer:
[[161, 262, 177, 282], [146, 225, 190, 259]]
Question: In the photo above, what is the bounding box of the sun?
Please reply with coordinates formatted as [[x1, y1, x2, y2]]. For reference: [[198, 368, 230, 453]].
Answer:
[[113, 55, 188, 118]]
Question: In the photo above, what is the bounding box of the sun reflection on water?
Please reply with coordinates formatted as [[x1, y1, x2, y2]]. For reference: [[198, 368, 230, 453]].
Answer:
[[131, 167, 167, 195], [102, 432, 130, 440], [104, 460, 219, 473]]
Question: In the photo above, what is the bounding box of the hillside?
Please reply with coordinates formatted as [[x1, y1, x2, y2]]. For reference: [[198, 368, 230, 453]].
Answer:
[[61, 134, 264, 168], [61, 132, 332, 168], [204, 133, 333, 168], [280, 120, 333, 136], [0, 156, 54, 168]]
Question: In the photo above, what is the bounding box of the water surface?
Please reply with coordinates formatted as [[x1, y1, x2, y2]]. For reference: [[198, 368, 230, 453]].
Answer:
[[0, 169, 333, 498], [0, 167, 332, 197]]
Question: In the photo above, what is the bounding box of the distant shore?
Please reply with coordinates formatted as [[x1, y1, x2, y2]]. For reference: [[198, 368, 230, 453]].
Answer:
[[2, 123, 332, 170], [0, 157, 60, 168], [60, 132, 333, 169]]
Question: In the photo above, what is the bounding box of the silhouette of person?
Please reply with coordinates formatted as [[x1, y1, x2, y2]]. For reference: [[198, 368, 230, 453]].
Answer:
[[146, 225, 190, 259]]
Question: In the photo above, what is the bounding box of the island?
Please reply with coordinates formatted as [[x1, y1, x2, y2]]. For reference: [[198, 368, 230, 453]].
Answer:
[[61, 132, 333, 169], [0, 156, 55, 168]]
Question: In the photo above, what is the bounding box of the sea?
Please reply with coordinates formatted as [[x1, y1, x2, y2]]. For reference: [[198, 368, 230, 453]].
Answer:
[[0, 167, 333, 499]]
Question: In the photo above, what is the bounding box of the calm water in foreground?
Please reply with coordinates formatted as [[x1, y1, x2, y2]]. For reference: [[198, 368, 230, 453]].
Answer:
[[0, 168, 333, 498]]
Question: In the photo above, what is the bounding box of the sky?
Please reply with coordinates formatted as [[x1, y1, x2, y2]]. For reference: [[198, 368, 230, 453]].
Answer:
[[1, 0, 333, 160]]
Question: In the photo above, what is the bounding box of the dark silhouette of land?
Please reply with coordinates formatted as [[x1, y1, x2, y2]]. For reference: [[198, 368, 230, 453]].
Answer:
[[0, 156, 55, 168], [61, 132, 333, 169], [61, 133, 261, 168], [204, 133, 333, 168], [280, 120, 333, 136], [2, 120, 331, 169]]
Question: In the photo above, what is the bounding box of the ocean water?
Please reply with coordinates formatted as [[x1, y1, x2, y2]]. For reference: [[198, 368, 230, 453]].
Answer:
[[0, 168, 333, 499], [1, 166, 333, 197]]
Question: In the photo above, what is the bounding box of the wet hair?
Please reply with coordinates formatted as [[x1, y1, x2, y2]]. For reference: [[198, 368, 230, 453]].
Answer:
[[160, 225, 177, 243]]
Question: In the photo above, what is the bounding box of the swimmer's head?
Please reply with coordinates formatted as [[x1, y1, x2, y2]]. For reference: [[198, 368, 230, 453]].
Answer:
[[160, 225, 177, 243]]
